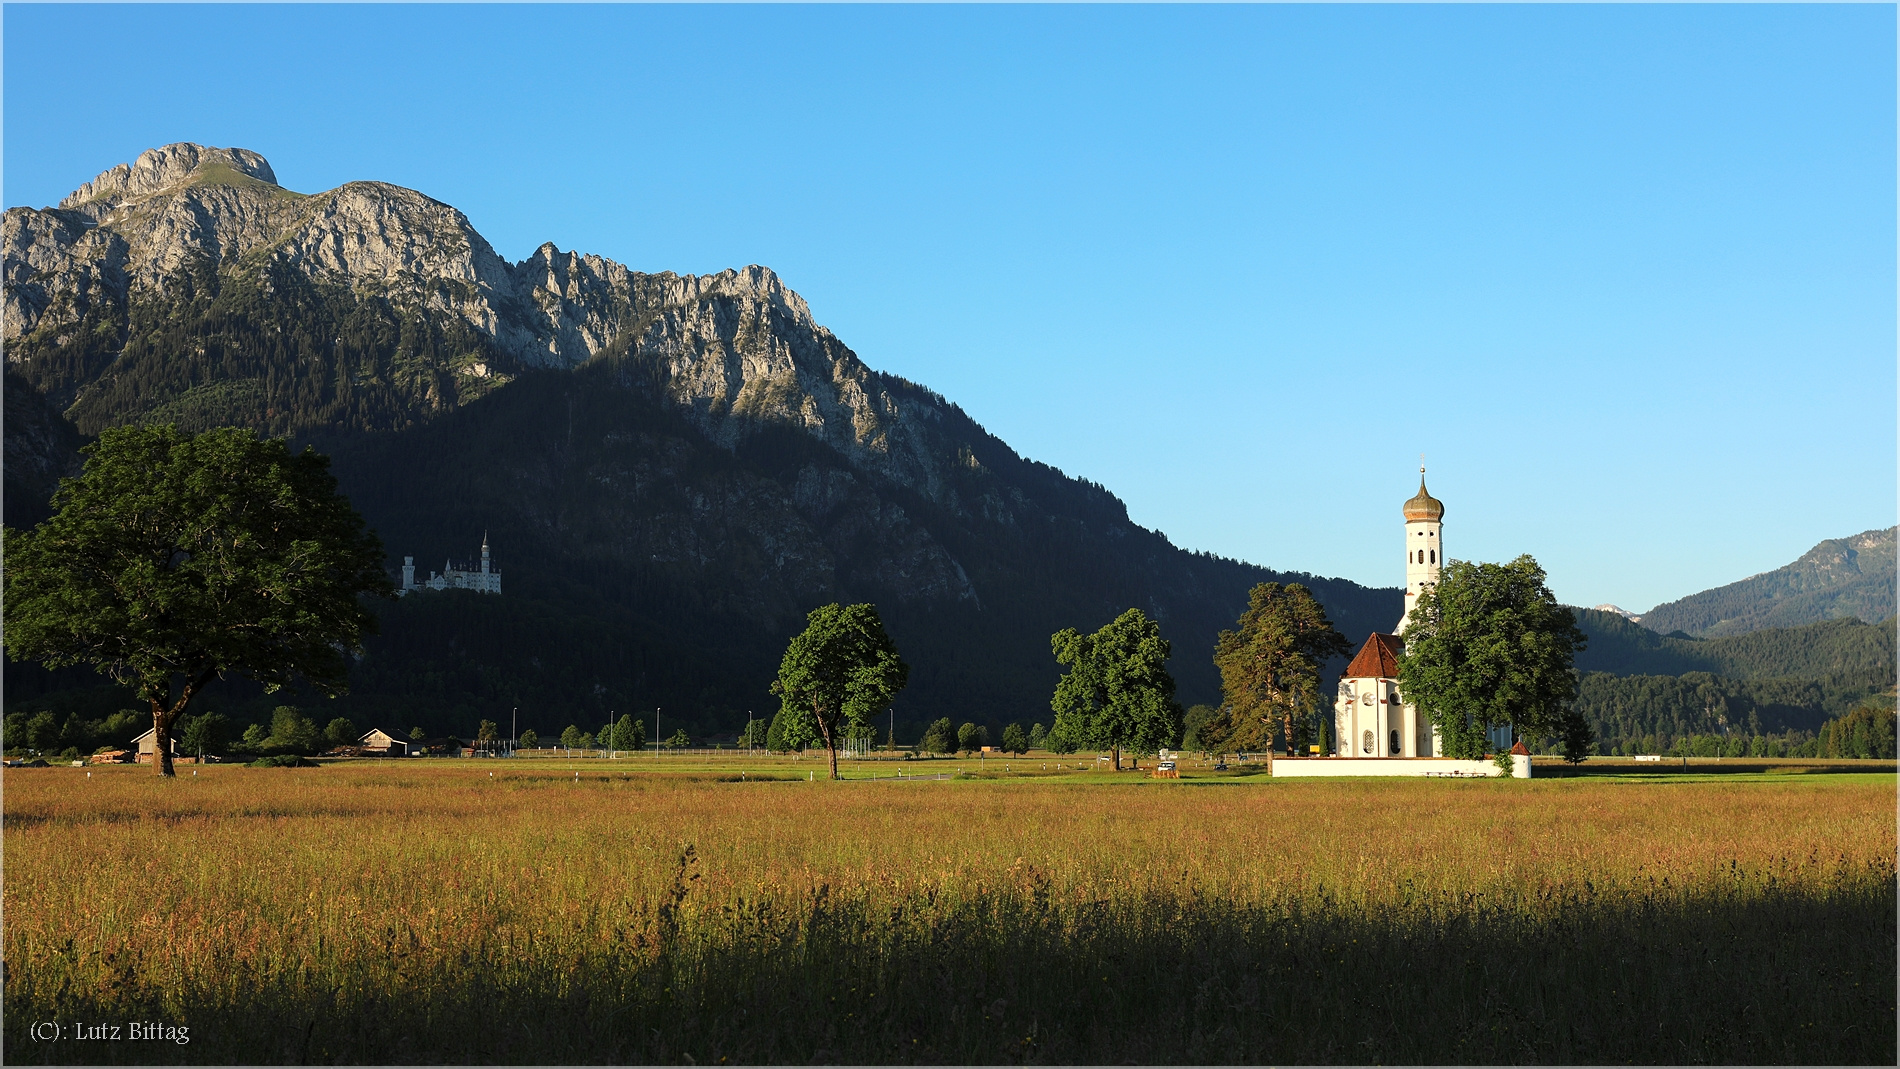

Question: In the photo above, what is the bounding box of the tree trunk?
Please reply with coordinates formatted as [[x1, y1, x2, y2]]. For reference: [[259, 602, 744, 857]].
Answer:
[[818, 714, 840, 781], [148, 671, 214, 778], [1112, 744, 1121, 772], [150, 697, 176, 778]]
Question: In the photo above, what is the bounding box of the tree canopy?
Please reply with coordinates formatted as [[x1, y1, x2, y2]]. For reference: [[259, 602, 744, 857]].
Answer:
[[921, 717, 956, 755], [770, 603, 909, 779], [609, 713, 646, 752], [1204, 582, 1349, 755], [1397, 556, 1588, 759], [1050, 608, 1182, 769], [2, 424, 392, 775]]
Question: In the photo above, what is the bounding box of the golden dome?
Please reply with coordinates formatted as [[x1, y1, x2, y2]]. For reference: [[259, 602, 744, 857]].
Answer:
[[1402, 477, 1444, 523]]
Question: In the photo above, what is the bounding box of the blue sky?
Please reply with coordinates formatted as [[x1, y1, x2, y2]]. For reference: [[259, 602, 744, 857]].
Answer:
[[6, 4, 1894, 612]]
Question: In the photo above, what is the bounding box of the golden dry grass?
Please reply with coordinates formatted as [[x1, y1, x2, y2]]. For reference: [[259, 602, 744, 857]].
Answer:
[[5, 762, 1894, 1063]]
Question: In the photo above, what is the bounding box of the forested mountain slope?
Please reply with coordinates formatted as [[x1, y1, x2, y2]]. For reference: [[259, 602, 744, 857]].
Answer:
[[4, 144, 1397, 739], [1638, 528, 1895, 638], [1573, 608, 1895, 680], [2, 370, 83, 531], [1567, 608, 1893, 753]]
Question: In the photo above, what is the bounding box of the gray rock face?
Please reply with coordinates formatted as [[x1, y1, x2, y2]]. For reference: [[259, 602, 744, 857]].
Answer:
[[1, 143, 1020, 612], [59, 144, 276, 221], [5, 143, 999, 512]]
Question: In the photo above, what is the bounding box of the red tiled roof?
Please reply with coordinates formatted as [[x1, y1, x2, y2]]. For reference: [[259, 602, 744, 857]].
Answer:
[[1342, 633, 1403, 680]]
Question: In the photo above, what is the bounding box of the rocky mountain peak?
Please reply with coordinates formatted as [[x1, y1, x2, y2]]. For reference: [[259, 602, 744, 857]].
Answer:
[[58, 143, 278, 219]]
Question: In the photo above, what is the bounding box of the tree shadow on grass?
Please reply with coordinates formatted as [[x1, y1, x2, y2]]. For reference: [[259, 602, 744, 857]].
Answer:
[[9, 867, 1893, 1065]]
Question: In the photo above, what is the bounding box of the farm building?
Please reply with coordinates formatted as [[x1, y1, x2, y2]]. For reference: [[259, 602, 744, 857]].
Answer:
[[358, 729, 413, 756], [129, 728, 180, 764]]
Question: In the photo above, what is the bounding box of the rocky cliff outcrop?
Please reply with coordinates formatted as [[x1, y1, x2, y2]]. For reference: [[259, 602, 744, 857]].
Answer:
[[4, 145, 999, 510]]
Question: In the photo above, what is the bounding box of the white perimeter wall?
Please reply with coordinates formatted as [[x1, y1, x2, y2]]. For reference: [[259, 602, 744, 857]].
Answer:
[[1271, 758, 1508, 778]]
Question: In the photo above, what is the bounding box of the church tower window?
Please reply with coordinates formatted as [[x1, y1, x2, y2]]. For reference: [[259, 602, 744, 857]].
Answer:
[[1391, 729, 1400, 755]]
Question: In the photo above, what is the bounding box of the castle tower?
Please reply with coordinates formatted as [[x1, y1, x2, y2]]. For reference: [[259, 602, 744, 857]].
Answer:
[[481, 531, 490, 577], [1398, 470, 1444, 634], [401, 556, 415, 594]]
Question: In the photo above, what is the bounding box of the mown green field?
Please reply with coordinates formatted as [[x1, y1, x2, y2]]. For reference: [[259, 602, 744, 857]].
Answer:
[[5, 758, 1893, 1064]]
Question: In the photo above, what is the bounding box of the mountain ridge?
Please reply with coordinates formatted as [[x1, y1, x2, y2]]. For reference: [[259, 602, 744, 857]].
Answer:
[[1639, 527, 1895, 638], [4, 143, 1400, 734]]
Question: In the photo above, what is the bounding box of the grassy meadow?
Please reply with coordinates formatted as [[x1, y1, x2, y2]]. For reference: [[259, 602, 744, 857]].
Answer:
[[4, 757, 1894, 1064]]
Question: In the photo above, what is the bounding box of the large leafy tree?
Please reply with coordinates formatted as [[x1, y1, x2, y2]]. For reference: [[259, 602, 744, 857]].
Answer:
[[1051, 608, 1182, 770], [1204, 582, 1350, 756], [771, 602, 909, 780], [1397, 556, 1588, 759], [181, 711, 230, 760], [3, 425, 392, 776], [921, 717, 956, 755]]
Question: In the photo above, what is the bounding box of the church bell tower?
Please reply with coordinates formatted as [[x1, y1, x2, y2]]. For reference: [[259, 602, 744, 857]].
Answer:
[[1398, 468, 1444, 633]]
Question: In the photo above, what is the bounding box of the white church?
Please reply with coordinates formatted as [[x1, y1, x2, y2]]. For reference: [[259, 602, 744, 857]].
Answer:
[[399, 533, 502, 596], [1276, 471, 1526, 778]]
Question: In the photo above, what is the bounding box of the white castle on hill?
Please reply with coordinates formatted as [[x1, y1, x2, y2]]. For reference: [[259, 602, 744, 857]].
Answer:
[[399, 533, 501, 596], [1331, 471, 1511, 759]]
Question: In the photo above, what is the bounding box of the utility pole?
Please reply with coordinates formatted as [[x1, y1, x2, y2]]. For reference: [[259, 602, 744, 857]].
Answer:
[[654, 708, 660, 758], [511, 706, 517, 758]]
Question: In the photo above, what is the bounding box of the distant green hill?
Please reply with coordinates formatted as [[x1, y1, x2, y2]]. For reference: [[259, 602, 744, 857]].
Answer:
[[1573, 608, 1896, 680], [1566, 608, 1894, 753], [1636, 528, 1895, 638]]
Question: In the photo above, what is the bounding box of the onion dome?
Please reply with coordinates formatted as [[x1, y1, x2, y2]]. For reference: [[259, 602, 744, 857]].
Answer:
[[1402, 477, 1444, 523]]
